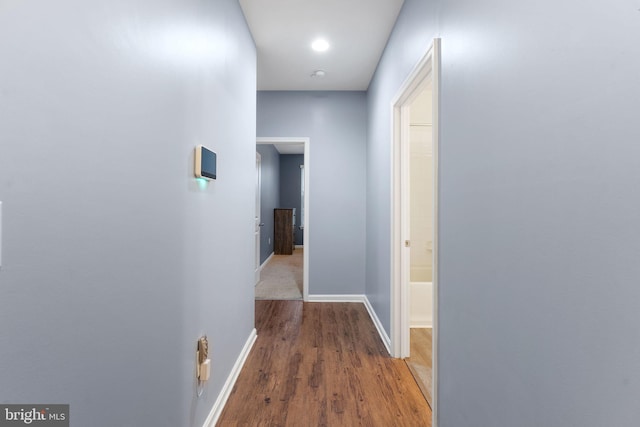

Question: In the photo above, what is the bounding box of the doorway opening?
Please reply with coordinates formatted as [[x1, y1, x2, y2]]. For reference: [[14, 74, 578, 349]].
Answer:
[[256, 137, 310, 301], [255, 152, 262, 285], [391, 39, 440, 423], [405, 82, 434, 408]]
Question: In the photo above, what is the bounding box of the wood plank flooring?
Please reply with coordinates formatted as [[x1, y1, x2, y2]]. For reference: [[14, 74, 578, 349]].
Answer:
[[406, 328, 433, 408], [217, 300, 432, 426]]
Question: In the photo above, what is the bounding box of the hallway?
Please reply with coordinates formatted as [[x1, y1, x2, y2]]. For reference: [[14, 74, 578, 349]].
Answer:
[[217, 300, 431, 426]]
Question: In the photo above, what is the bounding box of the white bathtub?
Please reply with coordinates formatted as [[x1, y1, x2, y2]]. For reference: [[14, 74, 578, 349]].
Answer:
[[410, 281, 433, 328]]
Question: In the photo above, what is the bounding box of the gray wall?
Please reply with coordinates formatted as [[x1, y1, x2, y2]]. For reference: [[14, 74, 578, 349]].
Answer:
[[257, 144, 280, 264], [257, 91, 367, 295], [366, 0, 440, 336], [279, 154, 304, 245], [367, 0, 640, 426], [255, 148, 304, 262], [0, 1, 256, 426]]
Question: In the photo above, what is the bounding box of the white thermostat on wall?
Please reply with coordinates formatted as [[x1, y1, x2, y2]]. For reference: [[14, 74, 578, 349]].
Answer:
[[195, 145, 217, 180]]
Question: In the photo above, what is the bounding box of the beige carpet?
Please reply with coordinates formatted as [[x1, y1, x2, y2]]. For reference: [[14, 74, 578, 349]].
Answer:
[[255, 248, 303, 300]]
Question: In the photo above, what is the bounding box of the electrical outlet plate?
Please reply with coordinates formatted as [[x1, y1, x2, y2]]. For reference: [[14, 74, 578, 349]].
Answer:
[[197, 336, 210, 381], [198, 336, 208, 364]]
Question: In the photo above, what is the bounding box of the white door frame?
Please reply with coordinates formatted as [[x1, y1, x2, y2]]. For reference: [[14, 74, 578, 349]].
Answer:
[[256, 137, 310, 301], [390, 38, 440, 425], [255, 152, 262, 285]]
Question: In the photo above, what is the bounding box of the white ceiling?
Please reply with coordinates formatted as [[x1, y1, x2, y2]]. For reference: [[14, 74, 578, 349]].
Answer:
[[274, 143, 304, 154], [257, 143, 304, 154], [239, 0, 405, 91]]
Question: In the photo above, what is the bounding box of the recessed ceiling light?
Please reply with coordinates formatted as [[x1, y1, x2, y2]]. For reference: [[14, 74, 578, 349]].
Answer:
[[311, 38, 330, 52], [311, 70, 326, 78]]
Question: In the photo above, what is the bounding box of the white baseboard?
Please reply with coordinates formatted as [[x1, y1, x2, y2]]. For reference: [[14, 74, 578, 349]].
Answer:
[[306, 294, 391, 356], [260, 252, 274, 270], [203, 328, 257, 427], [362, 296, 391, 355], [295, 245, 304, 248], [307, 294, 365, 303]]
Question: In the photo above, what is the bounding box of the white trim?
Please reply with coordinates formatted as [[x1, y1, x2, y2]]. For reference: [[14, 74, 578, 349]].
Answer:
[[390, 38, 441, 427], [255, 152, 262, 285], [295, 245, 304, 249], [202, 328, 258, 427], [257, 137, 310, 301], [363, 296, 392, 355], [307, 294, 365, 303], [306, 294, 391, 355], [432, 39, 441, 427]]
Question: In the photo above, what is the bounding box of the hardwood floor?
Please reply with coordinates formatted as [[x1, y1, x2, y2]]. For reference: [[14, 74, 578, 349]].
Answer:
[[217, 300, 432, 426], [406, 328, 433, 408]]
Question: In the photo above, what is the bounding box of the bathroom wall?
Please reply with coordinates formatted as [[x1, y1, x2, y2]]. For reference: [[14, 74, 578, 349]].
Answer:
[[410, 87, 434, 283]]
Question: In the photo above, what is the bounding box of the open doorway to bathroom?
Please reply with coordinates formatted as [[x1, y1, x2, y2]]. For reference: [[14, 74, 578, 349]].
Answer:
[[255, 137, 310, 301], [391, 39, 440, 421], [405, 82, 434, 408]]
